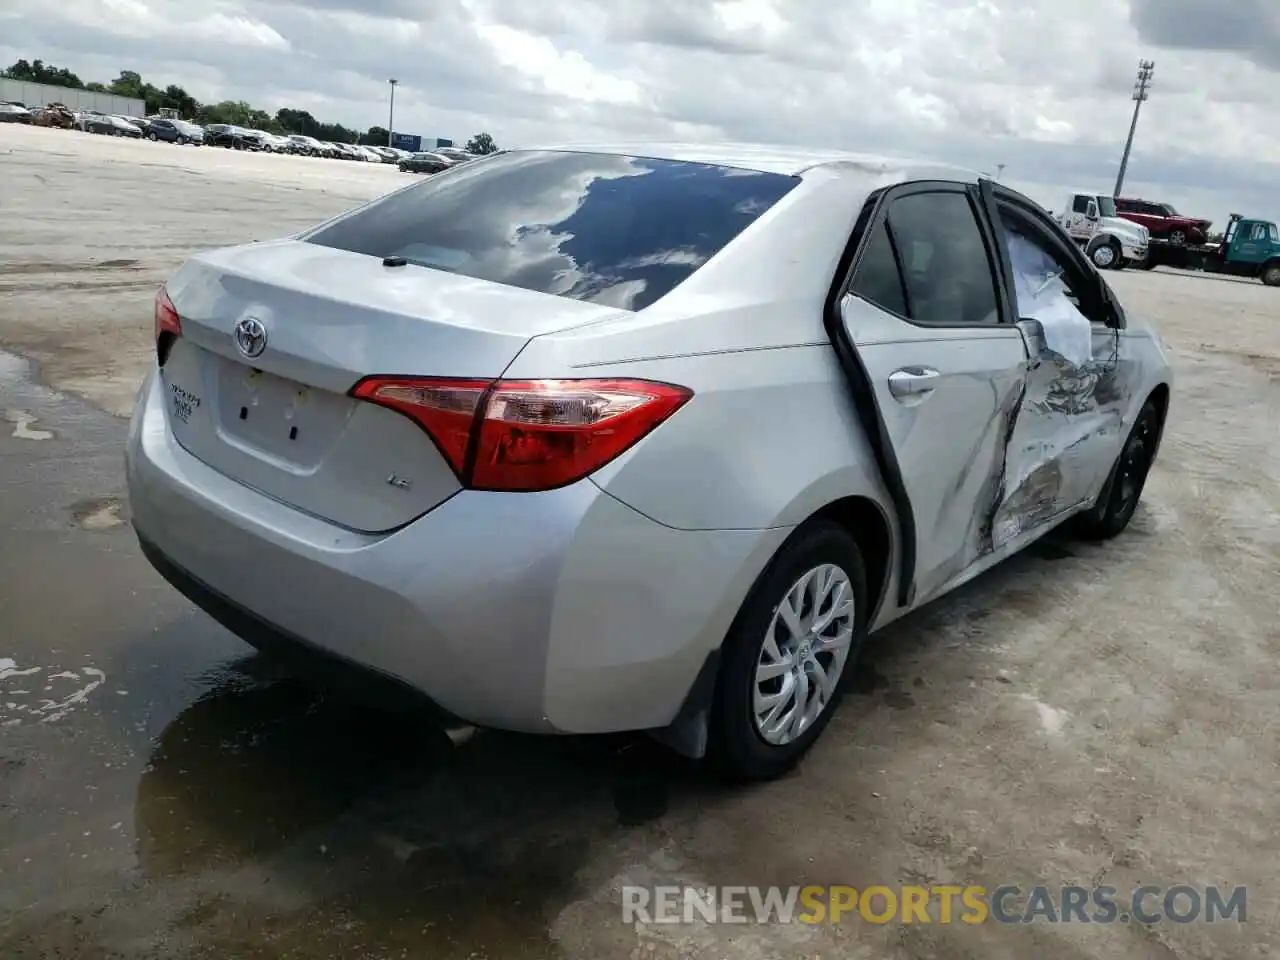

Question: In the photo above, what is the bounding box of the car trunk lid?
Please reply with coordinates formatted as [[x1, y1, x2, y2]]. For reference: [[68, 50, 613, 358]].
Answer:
[[159, 239, 624, 531]]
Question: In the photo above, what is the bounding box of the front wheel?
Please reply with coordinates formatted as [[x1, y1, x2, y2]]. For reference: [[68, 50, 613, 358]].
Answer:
[[1073, 400, 1160, 540], [1168, 230, 1186, 246], [708, 522, 868, 781], [1261, 263, 1280, 287], [1090, 239, 1120, 270]]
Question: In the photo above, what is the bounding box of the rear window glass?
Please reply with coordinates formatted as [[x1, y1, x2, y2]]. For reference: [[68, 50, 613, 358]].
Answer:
[[303, 149, 799, 311]]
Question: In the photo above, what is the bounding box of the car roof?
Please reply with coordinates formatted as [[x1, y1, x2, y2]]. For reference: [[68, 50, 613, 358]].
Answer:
[[519, 140, 980, 182]]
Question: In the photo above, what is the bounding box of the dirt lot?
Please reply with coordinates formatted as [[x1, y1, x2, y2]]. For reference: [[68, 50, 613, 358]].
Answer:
[[1, 124, 1277, 959]]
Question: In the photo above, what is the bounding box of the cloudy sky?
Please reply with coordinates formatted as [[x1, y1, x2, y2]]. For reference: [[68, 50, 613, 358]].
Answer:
[[3, 0, 1279, 225]]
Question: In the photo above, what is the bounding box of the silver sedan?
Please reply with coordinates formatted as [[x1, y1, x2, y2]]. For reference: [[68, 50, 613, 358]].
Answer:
[[125, 143, 1173, 781]]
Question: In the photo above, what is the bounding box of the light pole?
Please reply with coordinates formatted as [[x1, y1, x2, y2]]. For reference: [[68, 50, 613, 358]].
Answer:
[[1113, 60, 1154, 198], [387, 78, 398, 148]]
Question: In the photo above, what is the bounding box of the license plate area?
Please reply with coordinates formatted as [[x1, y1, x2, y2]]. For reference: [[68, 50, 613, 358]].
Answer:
[[213, 358, 354, 467]]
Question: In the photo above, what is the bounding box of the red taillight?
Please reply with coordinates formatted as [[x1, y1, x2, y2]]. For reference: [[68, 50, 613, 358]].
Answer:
[[351, 376, 693, 492], [351, 377, 491, 476], [154, 287, 182, 366]]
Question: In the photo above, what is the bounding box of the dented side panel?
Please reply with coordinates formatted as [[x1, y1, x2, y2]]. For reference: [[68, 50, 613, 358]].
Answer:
[[988, 224, 1130, 548], [829, 179, 1170, 615], [992, 326, 1126, 546]]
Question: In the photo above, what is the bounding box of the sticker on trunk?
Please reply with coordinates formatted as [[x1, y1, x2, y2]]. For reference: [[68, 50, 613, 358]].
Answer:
[[168, 382, 202, 423]]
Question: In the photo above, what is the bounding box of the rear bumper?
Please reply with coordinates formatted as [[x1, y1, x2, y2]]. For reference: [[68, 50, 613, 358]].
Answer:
[[125, 368, 785, 735], [136, 532, 463, 719]]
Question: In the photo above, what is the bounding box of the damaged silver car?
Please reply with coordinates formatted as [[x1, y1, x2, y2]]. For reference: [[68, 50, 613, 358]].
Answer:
[[125, 145, 1173, 783]]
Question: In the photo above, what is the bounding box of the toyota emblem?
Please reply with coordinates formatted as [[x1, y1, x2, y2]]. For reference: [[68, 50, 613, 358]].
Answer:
[[234, 316, 268, 359]]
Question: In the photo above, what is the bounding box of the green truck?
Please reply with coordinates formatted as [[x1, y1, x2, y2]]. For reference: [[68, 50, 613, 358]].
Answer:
[[1143, 214, 1280, 286]]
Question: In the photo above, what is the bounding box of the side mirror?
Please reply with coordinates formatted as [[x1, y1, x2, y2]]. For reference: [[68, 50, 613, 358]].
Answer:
[[1086, 201, 1099, 221]]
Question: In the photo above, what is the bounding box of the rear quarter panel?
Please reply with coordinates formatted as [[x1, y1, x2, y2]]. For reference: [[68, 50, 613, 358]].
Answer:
[[515, 337, 897, 535]]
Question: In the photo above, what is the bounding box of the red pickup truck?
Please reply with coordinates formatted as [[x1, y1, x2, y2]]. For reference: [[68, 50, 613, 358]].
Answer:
[[1114, 197, 1212, 246]]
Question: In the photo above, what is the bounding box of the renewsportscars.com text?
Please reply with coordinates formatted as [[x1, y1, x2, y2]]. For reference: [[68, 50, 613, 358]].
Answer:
[[622, 884, 1247, 925]]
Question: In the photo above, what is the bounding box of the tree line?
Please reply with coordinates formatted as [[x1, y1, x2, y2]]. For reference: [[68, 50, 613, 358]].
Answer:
[[2, 59, 499, 153]]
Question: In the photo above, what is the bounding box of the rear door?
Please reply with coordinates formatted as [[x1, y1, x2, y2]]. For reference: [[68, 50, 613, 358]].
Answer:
[[835, 182, 1030, 606]]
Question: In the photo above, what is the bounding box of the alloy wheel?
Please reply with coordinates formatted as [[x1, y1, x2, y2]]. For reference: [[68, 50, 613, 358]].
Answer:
[[1113, 408, 1157, 519], [753, 564, 856, 746]]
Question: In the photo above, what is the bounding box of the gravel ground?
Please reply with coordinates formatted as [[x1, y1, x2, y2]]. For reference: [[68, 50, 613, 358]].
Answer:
[[0, 123, 1277, 959]]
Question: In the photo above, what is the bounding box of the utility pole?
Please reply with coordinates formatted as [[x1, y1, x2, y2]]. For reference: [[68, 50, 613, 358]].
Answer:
[[1113, 60, 1154, 199], [387, 78, 398, 148]]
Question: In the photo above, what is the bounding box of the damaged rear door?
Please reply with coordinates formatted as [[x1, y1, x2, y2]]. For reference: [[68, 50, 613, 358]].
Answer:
[[832, 182, 1029, 607]]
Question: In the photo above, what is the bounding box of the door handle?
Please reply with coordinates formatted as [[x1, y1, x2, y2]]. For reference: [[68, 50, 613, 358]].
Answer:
[[887, 367, 940, 399]]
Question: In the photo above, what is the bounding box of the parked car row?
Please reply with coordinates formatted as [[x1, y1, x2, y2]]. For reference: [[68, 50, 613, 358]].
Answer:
[[200, 124, 424, 163], [7, 106, 202, 141], [4, 104, 450, 165]]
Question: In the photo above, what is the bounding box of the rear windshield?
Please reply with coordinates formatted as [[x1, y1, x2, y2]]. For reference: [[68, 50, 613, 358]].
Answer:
[[303, 149, 799, 311]]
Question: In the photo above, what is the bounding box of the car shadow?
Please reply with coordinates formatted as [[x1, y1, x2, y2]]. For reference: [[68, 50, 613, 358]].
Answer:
[[130, 651, 722, 955], [134, 653, 714, 861]]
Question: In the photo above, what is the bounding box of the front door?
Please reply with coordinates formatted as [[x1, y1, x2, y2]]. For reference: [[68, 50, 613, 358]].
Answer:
[[1059, 194, 1098, 245], [985, 186, 1126, 543], [836, 183, 1030, 606], [1231, 221, 1268, 265]]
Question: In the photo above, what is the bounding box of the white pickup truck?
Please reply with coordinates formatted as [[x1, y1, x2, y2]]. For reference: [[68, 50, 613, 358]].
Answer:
[[1052, 191, 1150, 271]]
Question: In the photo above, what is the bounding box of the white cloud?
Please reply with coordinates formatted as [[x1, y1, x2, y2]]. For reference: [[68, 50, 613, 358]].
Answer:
[[474, 22, 643, 105], [3, 0, 1279, 227], [52, 0, 288, 48]]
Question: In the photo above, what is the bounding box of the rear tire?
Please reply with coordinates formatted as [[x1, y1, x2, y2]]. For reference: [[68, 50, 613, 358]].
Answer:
[[707, 522, 869, 782], [1073, 400, 1160, 541]]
